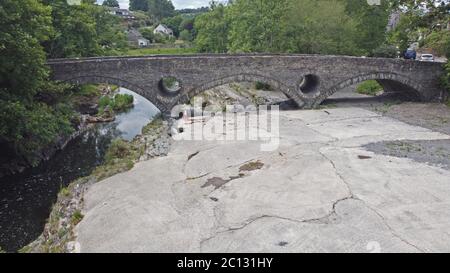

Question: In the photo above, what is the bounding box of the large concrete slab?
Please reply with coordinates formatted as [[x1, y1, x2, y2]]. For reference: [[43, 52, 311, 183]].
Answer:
[[76, 107, 450, 253]]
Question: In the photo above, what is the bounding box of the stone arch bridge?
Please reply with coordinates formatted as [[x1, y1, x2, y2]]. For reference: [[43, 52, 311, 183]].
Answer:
[[47, 54, 446, 114]]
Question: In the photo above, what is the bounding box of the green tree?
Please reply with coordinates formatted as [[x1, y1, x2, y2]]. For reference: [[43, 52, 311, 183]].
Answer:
[[0, 0, 52, 101], [161, 15, 183, 37], [194, 0, 363, 55], [282, 0, 360, 55], [194, 2, 229, 53], [227, 0, 290, 53], [140, 27, 155, 42], [0, 0, 74, 165], [424, 30, 450, 58], [342, 0, 391, 55], [442, 61, 450, 92], [130, 0, 149, 11], [43, 0, 127, 58], [180, 29, 193, 41], [102, 0, 120, 7], [180, 18, 195, 32], [148, 0, 175, 20], [388, 0, 449, 55]]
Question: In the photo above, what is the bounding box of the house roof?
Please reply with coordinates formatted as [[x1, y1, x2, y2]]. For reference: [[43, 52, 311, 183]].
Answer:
[[155, 24, 173, 33], [127, 29, 148, 42]]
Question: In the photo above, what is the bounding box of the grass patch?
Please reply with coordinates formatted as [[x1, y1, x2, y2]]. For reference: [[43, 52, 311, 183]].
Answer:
[[0, 247, 5, 253], [123, 47, 197, 56], [105, 139, 135, 163], [93, 139, 139, 180], [98, 93, 134, 113], [142, 115, 163, 134], [78, 84, 101, 97], [59, 186, 71, 198], [75, 84, 119, 98], [71, 210, 84, 226], [356, 80, 383, 96], [255, 81, 273, 91], [386, 141, 422, 153]]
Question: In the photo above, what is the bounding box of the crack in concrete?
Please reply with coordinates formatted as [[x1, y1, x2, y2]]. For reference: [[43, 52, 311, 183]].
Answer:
[[303, 115, 382, 126], [199, 199, 353, 251], [318, 148, 425, 253], [187, 151, 200, 161], [318, 149, 354, 199], [361, 203, 425, 253]]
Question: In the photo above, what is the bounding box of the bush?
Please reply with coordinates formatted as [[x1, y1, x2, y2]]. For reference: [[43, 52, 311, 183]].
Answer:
[[442, 61, 450, 103], [98, 94, 134, 114], [104, 139, 132, 163], [0, 100, 74, 166], [78, 84, 101, 97], [113, 94, 134, 111], [71, 210, 84, 225], [180, 30, 193, 42], [371, 45, 399, 58], [356, 80, 383, 96], [424, 30, 450, 58], [255, 81, 273, 91], [98, 96, 112, 110], [140, 27, 155, 42]]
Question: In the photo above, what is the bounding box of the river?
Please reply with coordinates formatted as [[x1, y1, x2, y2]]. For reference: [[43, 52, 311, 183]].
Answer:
[[0, 88, 160, 252]]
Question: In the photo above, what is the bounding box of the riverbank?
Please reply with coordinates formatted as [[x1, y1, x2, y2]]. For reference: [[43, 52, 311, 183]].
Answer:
[[21, 115, 171, 253], [0, 84, 126, 178], [0, 86, 142, 252]]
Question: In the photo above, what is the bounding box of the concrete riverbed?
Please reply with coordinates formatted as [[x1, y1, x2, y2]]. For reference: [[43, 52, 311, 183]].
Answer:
[[73, 102, 450, 253]]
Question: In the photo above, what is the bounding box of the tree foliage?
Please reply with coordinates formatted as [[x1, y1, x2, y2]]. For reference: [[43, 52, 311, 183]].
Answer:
[[343, 0, 391, 55], [102, 0, 120, 8], [194, 0, 389, 55], [161, 15, 183, 37], [1, 0, 128, 166], [0, 0, 52, 101], [43, 0, 127, 58], [194, 3, 229, 53], [148, 0, 175, 20], [130, 0, 149, 11]]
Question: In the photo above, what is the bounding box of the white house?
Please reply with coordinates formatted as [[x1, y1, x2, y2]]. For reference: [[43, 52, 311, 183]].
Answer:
[[107, 7, 135, 20], [153, 24, 174, 37]]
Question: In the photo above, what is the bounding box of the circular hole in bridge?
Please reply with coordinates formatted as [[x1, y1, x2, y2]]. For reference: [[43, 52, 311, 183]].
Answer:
[[160, 76, 181, 95], [299, 74, 320, 95]]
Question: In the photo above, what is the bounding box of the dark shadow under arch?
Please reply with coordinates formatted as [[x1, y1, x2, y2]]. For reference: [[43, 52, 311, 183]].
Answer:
[[316, 72, 424, 106], [181, 73, 305, 108], [62, 75, 169, 113]]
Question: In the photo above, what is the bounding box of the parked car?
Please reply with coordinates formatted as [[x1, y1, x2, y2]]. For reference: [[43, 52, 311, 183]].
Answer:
[[420, 54, 435, 62], [404, 49, 417, 60]]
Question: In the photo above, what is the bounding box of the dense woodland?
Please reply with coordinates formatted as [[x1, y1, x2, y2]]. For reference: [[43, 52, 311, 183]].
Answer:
[[0, 0, 449, 169]]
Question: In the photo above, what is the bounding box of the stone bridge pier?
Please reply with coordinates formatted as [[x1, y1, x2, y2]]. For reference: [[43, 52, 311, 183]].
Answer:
[[47, 54, 446, 114]]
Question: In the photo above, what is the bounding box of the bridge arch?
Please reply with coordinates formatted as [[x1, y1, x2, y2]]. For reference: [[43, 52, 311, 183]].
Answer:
[[315, 72, 424, 107], [61, 75, 169, 113], [180, 73, 306, 107]]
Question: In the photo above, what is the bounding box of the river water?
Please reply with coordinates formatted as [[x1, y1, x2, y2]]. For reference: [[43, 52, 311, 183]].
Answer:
[[0, 88, 160, 252]]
